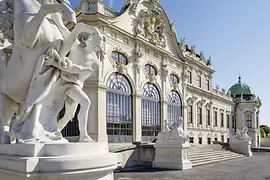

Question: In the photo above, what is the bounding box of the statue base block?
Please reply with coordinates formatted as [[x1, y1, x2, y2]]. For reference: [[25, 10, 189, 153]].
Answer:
[[0, 143, 122, 180], [230, 139, 252, 157], [153, 141, 192, 170]]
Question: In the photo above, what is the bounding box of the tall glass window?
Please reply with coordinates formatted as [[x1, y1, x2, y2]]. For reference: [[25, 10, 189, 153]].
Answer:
[[197, 107, 202, 125], [206, 109, 211, 126], [106, 73, 133, 143], [227, 114, 230, 128], [188, 105, 193, 123], [232, 115, 235, 128], [141, 83, 161, 141], [167, 91, 182, 125], [214, 111, 218, 126], [60, 105, 80, 137], [188, 71, 192, 84], [221, 113, 224, 127], [245, 115, 252, 128], [206, 79, 210, 91], [197, 75, 201, 87]]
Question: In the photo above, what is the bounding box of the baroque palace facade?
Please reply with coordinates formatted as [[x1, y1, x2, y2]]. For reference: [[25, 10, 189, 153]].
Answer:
[[0, 0, 262, 146]]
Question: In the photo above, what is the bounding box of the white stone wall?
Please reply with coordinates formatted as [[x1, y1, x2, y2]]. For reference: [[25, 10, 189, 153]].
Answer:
[[79, 1, 242, 145], [260, 138, 270, 147]]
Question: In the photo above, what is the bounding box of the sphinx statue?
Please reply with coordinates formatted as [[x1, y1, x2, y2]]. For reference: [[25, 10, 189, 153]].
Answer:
[[156, 117, 189, 144], [0, 0, 103, 144]]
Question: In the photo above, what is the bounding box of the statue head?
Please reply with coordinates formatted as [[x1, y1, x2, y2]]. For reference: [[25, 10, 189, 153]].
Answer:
[[78, 28, 104, 54]]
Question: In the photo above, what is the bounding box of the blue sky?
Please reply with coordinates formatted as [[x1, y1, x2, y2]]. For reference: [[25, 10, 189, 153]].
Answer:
[[70, 0, 270, 126]]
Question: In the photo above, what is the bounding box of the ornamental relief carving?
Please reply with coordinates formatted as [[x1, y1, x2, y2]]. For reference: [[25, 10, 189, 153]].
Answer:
[[206, 101, 213, 109], [134, 1, 166, 47], [146, 73, 157, 83], [133, 44, 143, 74]]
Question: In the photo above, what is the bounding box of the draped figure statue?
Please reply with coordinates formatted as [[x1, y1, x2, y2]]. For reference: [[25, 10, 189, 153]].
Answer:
[[0, 0, 103, 143]]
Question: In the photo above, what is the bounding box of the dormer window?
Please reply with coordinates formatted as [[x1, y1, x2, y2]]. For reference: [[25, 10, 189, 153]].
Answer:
[[112, 51, 128, 65], [169, 74, 179, 84], [145, 64, 157, 76]]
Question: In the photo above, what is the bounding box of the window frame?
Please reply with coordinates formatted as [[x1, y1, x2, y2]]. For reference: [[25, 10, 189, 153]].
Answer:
[[197, 75, 201, 87], [111, 51, 128, 65]]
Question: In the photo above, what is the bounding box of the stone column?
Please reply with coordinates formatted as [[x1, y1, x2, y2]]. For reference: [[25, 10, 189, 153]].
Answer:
[[85, 85, 108, 142], [162, 101, 168, 131], [252, 110, 257, 129], [192, 102, 196, 127], [133, 93, 142, 143], [183, 105, 188, 132]]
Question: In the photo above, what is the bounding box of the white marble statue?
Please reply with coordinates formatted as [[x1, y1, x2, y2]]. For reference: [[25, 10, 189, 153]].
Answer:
[[0, 0, 103, 144], [156, 117, 189, 143], [231, 127, 251, 141]]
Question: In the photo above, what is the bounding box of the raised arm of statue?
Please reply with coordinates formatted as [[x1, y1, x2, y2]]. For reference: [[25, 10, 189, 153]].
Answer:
[[21, 2, 76, 49], [58, 23, 101, 58]]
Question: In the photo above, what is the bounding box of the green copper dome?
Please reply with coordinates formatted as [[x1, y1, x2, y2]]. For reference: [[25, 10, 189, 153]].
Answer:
[[227, 77, 255, 96]]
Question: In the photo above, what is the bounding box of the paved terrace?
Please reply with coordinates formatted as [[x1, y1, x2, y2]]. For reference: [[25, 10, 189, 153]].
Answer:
[[115, 152, 270, 180]]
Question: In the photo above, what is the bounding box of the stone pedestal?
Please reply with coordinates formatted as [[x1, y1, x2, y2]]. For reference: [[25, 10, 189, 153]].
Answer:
[[0, 143, 122, 180], [153, 141, 192, 170], [230, 139, 252, 157]]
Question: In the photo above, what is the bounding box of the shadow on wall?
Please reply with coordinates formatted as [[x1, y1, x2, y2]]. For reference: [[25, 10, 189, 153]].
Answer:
[[111, 143, 156, 169]]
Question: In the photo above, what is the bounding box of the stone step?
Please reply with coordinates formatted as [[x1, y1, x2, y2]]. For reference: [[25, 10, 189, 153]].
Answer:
[[191, 155, 246, 167], [190, 153, 244, 162], [189, 151, 238, 158], [189, 144, 246, 167]]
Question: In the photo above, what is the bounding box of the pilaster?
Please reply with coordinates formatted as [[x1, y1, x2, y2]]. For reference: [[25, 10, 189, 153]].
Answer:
[[84, 85, 108, 142], [134, 93, 142, 142]]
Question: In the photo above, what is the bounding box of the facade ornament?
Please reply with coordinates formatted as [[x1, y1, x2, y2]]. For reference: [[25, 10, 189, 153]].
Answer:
[[222, 88, 226, 94], [231, 127, 251, 141], [196, 68, 202, 75], [115, 62, 127, 74], [147, 72, 156, 83], [170, 20, 175, 33], [190, 45, 196, 56], [201, 99, 206, 105], [156, 117, 189, 143], [199, 51, 205, 62], [161, 63, 168, 80], [215, 84, 219, 90], [187, 97, 194, 105], [179, 38, 187, 52], [134, 3, 166, 47], [125, 0, 139, 12], [192, 96, 198, 102], [133, 44, 143, 73], [182, 70, 188, 82], [206, 101, 213, 109], [171, 82, 179, 91], [197, 100, 203, 108], [206, 56, 212, 67]]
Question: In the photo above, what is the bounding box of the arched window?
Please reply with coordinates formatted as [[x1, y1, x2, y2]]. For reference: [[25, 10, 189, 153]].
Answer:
[[141, 83, 161, 141], [169, 74, 179, 84], [145, 64, 157, 75], [112, 51, 128, 65], [167, 91, 182, 124], [106, 73, 133, 143]]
